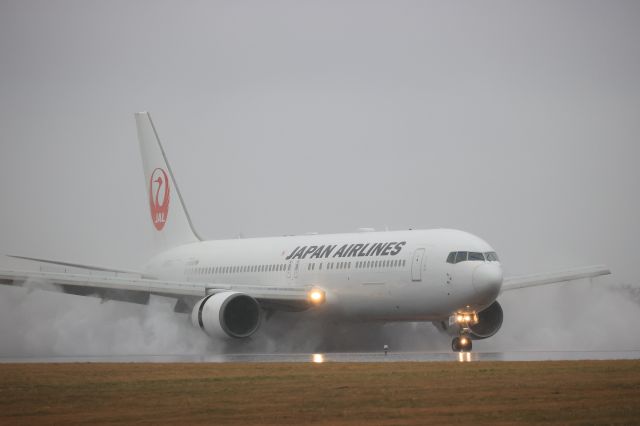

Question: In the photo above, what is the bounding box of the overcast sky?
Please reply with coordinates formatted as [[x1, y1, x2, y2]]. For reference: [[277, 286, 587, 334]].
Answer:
[[0, 1, 639, 354]]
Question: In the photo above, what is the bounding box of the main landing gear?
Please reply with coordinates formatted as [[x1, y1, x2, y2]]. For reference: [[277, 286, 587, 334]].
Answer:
[[452, 335, 472, 352]]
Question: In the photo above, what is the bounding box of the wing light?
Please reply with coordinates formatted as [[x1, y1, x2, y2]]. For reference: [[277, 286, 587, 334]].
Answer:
[[308, 288, 326, 305]]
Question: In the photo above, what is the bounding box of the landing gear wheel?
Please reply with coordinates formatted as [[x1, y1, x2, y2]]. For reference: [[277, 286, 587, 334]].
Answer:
[[452, 336, 472, 352]]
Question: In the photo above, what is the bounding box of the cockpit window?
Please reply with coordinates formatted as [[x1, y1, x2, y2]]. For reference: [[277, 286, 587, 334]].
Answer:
[[454, 251, 468, 264], [485, 251, 499, 261], [447, 251, 499, 264], [468, 252, 485, 261]]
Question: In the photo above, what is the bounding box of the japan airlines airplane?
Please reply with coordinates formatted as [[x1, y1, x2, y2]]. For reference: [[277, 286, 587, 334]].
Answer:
[[0, 112, 610, 352]]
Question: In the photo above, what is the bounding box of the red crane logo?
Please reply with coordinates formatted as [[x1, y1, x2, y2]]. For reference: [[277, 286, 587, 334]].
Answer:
[[149, 168, 170, 231]]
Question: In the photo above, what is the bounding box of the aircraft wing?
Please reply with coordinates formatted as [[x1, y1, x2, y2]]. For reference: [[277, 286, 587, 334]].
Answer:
[[0, 268, 315, 312], [501, 265, 611, 292], [5, 254, 146, 275]]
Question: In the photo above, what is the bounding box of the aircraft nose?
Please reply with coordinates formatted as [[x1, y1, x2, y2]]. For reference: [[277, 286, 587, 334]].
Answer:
[[472, 263, 503, 301]]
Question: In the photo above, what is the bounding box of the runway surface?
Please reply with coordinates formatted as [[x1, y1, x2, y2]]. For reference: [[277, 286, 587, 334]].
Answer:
[[1, 350, 639, 363]]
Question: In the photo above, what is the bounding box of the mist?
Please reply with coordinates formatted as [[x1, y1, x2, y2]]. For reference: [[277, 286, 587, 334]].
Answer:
[[1, 275, 638, 357]]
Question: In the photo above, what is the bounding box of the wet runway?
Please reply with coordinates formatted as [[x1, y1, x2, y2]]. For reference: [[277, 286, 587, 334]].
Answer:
[[1, 350, 639, 363]]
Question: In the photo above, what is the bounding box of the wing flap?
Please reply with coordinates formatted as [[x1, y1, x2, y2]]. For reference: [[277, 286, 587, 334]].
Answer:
[[501, 264, 610, 292]]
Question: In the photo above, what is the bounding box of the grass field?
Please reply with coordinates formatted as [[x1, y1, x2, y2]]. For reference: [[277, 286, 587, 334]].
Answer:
[[0, 361, 639, 424]]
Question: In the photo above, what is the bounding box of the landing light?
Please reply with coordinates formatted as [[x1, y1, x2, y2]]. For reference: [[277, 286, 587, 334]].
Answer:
[[452, 312, 478, 325], [312, 353, 325, 363], [308, 289, 325, 305]]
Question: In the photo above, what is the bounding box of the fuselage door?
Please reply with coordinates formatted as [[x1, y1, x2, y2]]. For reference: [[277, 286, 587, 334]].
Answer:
[[411, 248, 425, 281]]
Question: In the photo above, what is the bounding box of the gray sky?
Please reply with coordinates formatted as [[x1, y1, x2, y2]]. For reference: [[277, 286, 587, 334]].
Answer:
[[0, 1, 639, 354]]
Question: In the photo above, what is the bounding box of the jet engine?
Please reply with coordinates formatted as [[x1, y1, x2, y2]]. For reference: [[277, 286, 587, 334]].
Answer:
[[191, 292, 262, 339], [468, 300, 503, 339], [435, 300, 504, 340]]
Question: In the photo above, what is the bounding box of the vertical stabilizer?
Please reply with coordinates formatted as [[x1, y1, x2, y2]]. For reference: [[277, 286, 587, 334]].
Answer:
[[135, 112, 201, 252]]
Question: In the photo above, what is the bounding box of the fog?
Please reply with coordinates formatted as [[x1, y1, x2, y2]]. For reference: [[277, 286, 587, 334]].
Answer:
[[1, 276, 638, 357], [1, 1, 639, 356]]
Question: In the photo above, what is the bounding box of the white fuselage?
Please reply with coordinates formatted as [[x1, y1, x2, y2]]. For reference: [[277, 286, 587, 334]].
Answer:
[[144, 228, 503, 322]]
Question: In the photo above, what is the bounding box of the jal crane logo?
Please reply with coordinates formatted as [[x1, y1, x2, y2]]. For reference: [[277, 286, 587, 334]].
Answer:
[[149, 168, 170, 231]]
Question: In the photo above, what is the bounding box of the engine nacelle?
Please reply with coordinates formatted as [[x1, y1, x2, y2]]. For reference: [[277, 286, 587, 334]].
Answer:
[[435, 300, 504, 340], [468, 300, 503, 340], [191, 292, 261, 339]]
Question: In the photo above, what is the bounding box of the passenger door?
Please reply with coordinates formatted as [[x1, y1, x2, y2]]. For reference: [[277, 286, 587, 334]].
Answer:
[[411, 248, 425, 281]]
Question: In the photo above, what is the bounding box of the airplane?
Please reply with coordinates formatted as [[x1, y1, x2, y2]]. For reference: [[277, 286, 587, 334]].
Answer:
[[0, 112, 610, 352]]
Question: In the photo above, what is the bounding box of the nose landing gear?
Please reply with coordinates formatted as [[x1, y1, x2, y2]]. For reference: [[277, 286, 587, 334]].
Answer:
[[449, 311, 478, 352], [452, 335, 472, 352]]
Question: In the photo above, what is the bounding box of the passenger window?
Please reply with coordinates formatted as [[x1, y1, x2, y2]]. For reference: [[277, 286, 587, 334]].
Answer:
[[469, 252, 484, 261], [455, 251, 468, 264]]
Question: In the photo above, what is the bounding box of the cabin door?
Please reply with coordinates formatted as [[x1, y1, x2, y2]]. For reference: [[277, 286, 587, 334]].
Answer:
[[411, 248, 425, 281]]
